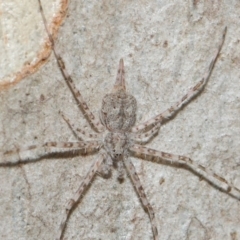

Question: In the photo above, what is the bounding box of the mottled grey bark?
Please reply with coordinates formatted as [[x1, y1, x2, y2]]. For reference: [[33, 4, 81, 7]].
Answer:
[[1, 0, 240, 239]]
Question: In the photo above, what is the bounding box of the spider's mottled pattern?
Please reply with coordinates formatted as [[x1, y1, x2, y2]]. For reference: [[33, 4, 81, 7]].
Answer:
[[1, 1, 240, 239]]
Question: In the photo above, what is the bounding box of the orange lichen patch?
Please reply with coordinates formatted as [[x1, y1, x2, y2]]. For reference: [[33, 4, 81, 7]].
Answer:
[[0, 0, 69, 91]]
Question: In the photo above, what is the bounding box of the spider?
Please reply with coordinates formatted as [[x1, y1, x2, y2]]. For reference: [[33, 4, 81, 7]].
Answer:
[[0, 1, 239, 239]]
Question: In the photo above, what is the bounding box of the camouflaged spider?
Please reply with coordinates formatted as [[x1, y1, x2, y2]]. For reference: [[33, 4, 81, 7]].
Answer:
[[1, 1, 240, 239]]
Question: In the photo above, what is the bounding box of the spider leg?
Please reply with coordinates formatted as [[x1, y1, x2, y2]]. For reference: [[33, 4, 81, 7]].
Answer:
[[59, 111, 100, 141], [56, 153, 105, 240], [130, 144, 240, 199], [38, 0, 105, 133], [0, 141, 101, 165], [132, 27, 227, 133], [123, 157, 158, 240], [131, 123, 161, 143]]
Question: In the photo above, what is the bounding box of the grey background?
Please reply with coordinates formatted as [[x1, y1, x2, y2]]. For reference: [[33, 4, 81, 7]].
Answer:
[[1, 0, 240, 239]]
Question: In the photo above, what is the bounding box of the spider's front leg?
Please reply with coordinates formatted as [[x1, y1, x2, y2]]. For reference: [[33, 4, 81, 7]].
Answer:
[[123, 157, 158, 240], [132, 27, 227, 133], [56, 152, 106, 240], [0, 140, 101, 165], [38, 0, 105, 133], [130, 144, 240, 200]]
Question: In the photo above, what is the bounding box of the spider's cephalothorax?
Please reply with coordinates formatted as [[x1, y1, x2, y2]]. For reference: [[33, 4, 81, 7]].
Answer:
[[104, 132, 133, 161], [104, 132, 130, 160], [103, 131, 131, 181]]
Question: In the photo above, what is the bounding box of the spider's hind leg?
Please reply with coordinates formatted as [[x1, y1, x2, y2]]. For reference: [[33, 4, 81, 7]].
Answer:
[[131, 123, 161, 143], [38, 0, 105, 133], [132, 27, 227, 133], [59, 111, 100, 141]]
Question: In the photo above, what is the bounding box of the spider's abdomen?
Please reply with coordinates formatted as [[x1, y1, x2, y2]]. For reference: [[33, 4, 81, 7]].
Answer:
[[101, 90, 137, 131]]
